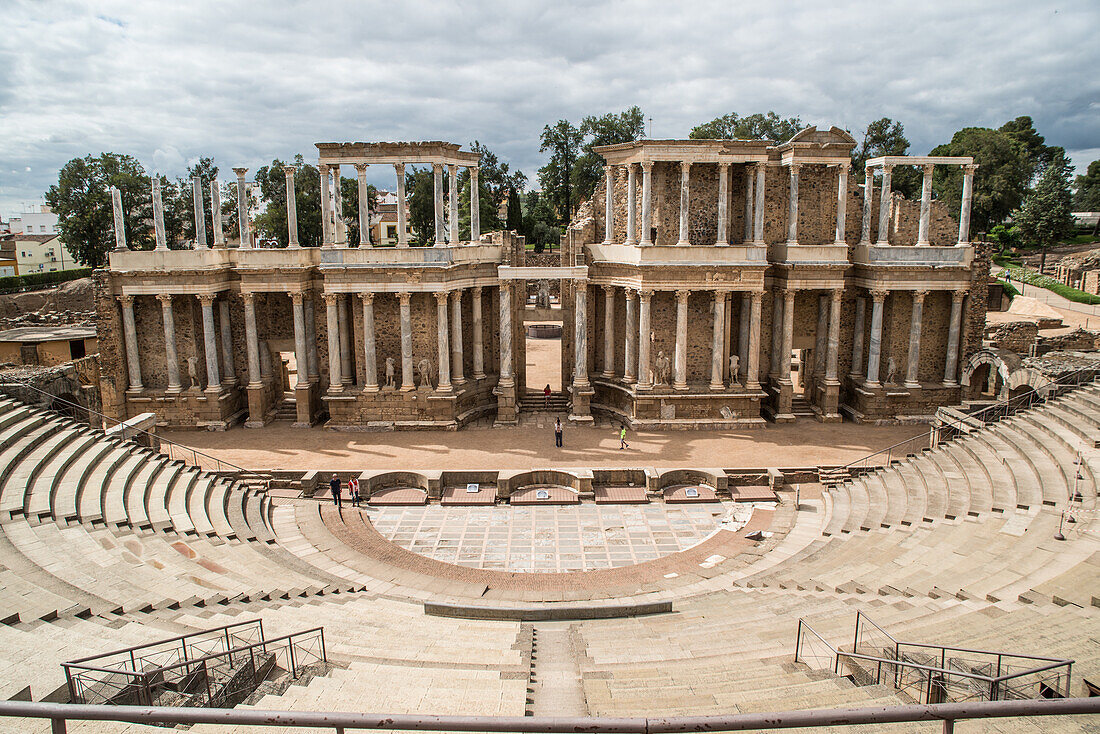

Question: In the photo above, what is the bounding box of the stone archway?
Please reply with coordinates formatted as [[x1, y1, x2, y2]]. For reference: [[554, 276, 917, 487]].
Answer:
[[961, 348, 1038, 401]]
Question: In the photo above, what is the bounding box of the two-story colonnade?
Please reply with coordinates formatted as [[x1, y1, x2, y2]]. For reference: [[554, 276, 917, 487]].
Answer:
[[96, 130, 987, 431]]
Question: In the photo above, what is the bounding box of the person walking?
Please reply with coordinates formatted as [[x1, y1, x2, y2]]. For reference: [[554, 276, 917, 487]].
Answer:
[[554, 417, 563, 448], [348, 476, 360, 507], [619, 424, 629, 450], [330, 474, 342, 507], [543, 383, 552, 408]]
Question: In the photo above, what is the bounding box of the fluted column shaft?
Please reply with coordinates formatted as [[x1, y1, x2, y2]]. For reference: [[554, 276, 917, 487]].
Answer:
[[395, 163, 409, 247], [738, 293, 750, 383], [624, 290, 637, 383], [399, 293, 414, 390], [780, 289, 795, 384], [211, 180, 224, 247], [472, 287, 485, 379], [332, 164, 346, 245], [716, 164, 729, 246], [786, 163, 800, 244], [710, 291, 725, 390], [324, 294, 343, 392], [637, 290, 653, 387], [111, 186, 127, 252], [192, 176, 207, 248], [435, 292, 451, 392], [319, 165, 332, 245], [199, 295, 220, 388], [233, 168, 250, 248], [284, 166, 300, 248], [499, 285, 514, 387], [573, 282, 589, 388], [157, 294, 180, 391], [860, 166, 874, 245], [291, 293, 309, 389], [917, 164, 934, 245], [674, 289, 690, 390], [744, 167, 755, 243], [753, 163, 766, 244], [432, 163, 445, 246], [834, 164, 849, 244], [470, 168, 480, 242], [958, 165, 977, 245], [603, 166, 614, 244], [850, 297, 866, 379], [866, 291, 887, 385], [242, 293, 261, 388], [450, 290, 465, 384], [814, 294, 829, 382], [303, 295, 318, 382], [447, 165, 459, 246], [152, 179, 167, 250], [944, 290, 966, 385], [602, 285, 615, 377], [361, 293, 378, 391], [906, 291, 927, 386], [876, 165, 893, 245], [218, 299, 234, 384], [826, 290, 841, 382], [677, 162, 691, 246], [626, 165, 637, 245], [356, 164, 371, 247], [338, 295, 353, 384], [746, 291, 762, 390], [640, 163, 653, 246]]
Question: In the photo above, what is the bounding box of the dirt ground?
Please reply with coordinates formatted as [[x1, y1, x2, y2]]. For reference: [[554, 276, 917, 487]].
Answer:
[[525, 333, 561, 391]]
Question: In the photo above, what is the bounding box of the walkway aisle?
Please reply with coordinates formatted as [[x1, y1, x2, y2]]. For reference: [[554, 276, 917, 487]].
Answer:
[[529, 625, 588, 716]]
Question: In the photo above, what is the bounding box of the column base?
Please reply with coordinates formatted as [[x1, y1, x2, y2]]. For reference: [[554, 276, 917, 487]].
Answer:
[[436, 385, 453, 394], [676, 240, 690, 246], [715, 241, 729, 247], [904, 381, 921, 389], [363, 384, 380, 393], [709, 382, 724, 391], [673, 382, 689, 392], [473, 371, 487, 380], [942, 380, 959, 388], [165, 386, 183, 395], [624, 376, 637, 385]]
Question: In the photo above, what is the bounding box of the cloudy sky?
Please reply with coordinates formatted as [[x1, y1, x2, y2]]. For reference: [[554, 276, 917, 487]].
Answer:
[[1, 0, 1098, 217]]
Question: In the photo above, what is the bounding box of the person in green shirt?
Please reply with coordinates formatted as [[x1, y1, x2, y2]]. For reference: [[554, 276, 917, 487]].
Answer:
[[619, 424, 629, 450]]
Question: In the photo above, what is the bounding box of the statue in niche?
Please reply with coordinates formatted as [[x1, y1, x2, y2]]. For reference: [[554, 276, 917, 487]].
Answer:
[[654, 351, 671, 387], [186, 357, 200, 391], [536, 280, 551, 308], [259, 341, 272, 378], [886, 357, 898, 385], [729, 355, 740, 386], [384, 357, 396, 390], [417, 358, 434, 390]]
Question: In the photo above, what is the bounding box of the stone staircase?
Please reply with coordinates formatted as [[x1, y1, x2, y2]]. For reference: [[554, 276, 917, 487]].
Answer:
[[519, 390, 570, 414]]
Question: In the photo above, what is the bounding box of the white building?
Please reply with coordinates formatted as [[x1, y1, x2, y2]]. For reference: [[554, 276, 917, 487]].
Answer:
[[2, 234, 81, 274], [8, 206, 59, 236]]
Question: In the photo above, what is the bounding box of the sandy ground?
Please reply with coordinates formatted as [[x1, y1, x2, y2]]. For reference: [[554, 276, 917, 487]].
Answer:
[[525, 333, 561, 391], [165, 420, 927, 472]]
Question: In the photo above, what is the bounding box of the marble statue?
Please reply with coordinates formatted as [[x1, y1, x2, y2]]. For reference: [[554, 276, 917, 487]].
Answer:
[[729, 354, 740, 384], [654, 350, 671, 386], [384, 357, 396, 389], [417, 358, 433, 390], [886, 356, 898, 385], [186, 357, 200, 390], [536, 280, 551, 308]]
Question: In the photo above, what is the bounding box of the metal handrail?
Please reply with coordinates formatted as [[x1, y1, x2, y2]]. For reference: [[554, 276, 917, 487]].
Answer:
[[62, 618, 263, 668], [0, 697, 1097, 733], [841, 364, 1100, 470], [0, 379, 257, 476]]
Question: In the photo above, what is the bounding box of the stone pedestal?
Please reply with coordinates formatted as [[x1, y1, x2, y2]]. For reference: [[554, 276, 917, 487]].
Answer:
[[245, 384, 270, 428]]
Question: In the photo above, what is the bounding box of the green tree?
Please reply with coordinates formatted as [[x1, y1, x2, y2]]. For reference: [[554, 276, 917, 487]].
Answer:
[[930, 127, 1031, 233], [469, 141, 526, 211], [44, 153, 152, 267], [458, 170, 501, 241], [1074, 160, 1100, 236], [689, 111, 803, 142], [253, 156, 324, 247], [538, 120, 583, 223], [574, 107, 646, 201], [999, 116, 1063, 183], [852, 118, 919, 200], [522, 190, 560, 249], [406, 167, 435, 246], [506, 187, 523, 231], [1015, 152, 1075, 271], [157, 175, 189, 249]]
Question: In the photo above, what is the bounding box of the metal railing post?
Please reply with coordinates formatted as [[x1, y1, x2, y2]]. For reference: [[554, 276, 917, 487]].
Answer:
[[203, 660, 212, 706], [288, 638, 297, 677], [320, 627, 327, 663], [943, 719, 954, 734], [50, 718, 66, 734], [225, 627, 233, 666], [795, 620, 802, 663]]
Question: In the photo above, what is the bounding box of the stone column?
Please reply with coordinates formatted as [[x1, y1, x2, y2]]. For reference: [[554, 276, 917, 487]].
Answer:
[[850, 297, 866, 379], [626, 165, 637, 245], [303, 295, 319, 382], [361, 293, 378, 391], [753, 162, 766, 244], [398, 293, 414, 390], [876, 164, 893, 246], [640, 162, 654, 246], [198, 295, 220, 389], [744, 166, 755, 243], [826, 289, 841, 382], [499, 284, 514, 387], [284, 166, 300, 248], [905, 290, 927, 387], [958, 164, 977, 245], [450, 289, 465, 384], [156, 294, 180, 391], [435, 292, 452, 392], [448, 164, 459, 246], [110, 186, 127, 252], [786, 162, 800, 245], [432, 163, 445, 246], [860, 166, 874, 245], [332, 164, 346, 246], [291, 293, 309, 390], [319, 165, 332, 245], [917, 164, 934, 246], [210, 180, 224, 247], [338, 295, 353, 385], [602, 285, 615, 377], [242, 292, 261, 388], [573, 282, 590, 389], [191, 176, 207, 248], [470, 167, 480, 243], [472, 287, 486, 379], [637, 289, 653, 388], [710, 291, 725, 390], [814, 294, 829, 385], [746, 291, 762, 390], [716, 163, 729, 246], [834, 163, 849, 244], [866, 290, 887, 386], [944, 290, 966, 385], [738, 293, 751, 384], [603, 165, 615, 244], [233, 168, 250, 249], [722, 292, 732, 381], [624, 289, 637, 383], [780, 289, 795, 384], [218, 298, 234, 385], [674, 289, 690, 390], [355, 164, 371, 247], [677, 162, 691, 246], [324, 294, 342, 392], [770, 291, 784, 379], [152, 179, 167, 250], [395, 163, 409, 247]]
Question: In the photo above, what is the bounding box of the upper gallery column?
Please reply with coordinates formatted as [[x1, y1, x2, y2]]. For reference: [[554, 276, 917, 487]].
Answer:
[[834, 163, 849, 245], [447, 164, 459, 246], [469, 167, 481, 243], [398, 293, 414, 390], [471, 286, 486, 379], [602, 285, 615, 377], [152, 179, 167, 250], [860, 165, 874, 245], [905, 290, 927, 387], [639, 162, 654, 246], [573, 281, 590, 389], [746, 290, 763, 390], [435, 291, 452, 393], [786, 162, 801, 245], [944, 289, 966, 385], [119, 295, 141, 390], [241, 292, 261, 389], [499, 284, 514, 387], [866, 289, 887, 386], [624, 289, 637, 384], [450, 290, 465, 385], [958, 164, 977, 245], [355, 163, 371, 247], [917, 164, 934, 246], [432, 163, 445, 246], [319, 165, 333, 246], [625, 164, 637, 245], [210, 179, 225, 247], [603, 165, 615, 244], [110, 186, 127, 252], [876, 164, 893, 245], [673, 289, 690, 390], [637, 289, 653, 388], [716, 163, 729, 246], [677, 162, 691, 246], [191, 176, 207, 248], [331, 164, 347, 246], [743, 166, 755, 243], [198, 294, 221, 389], [324, 293, 343, 393], [825, 289, 842, 382], [752, 162, 766, 245], [395, 163, 409, 248], [284, 166, 300, 248], [360, 293, 379, 391], [291, 292, 309, 390], [710, 290, 726, 390], [233, 168, 251, 248], [156, 294, 181, 392]]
